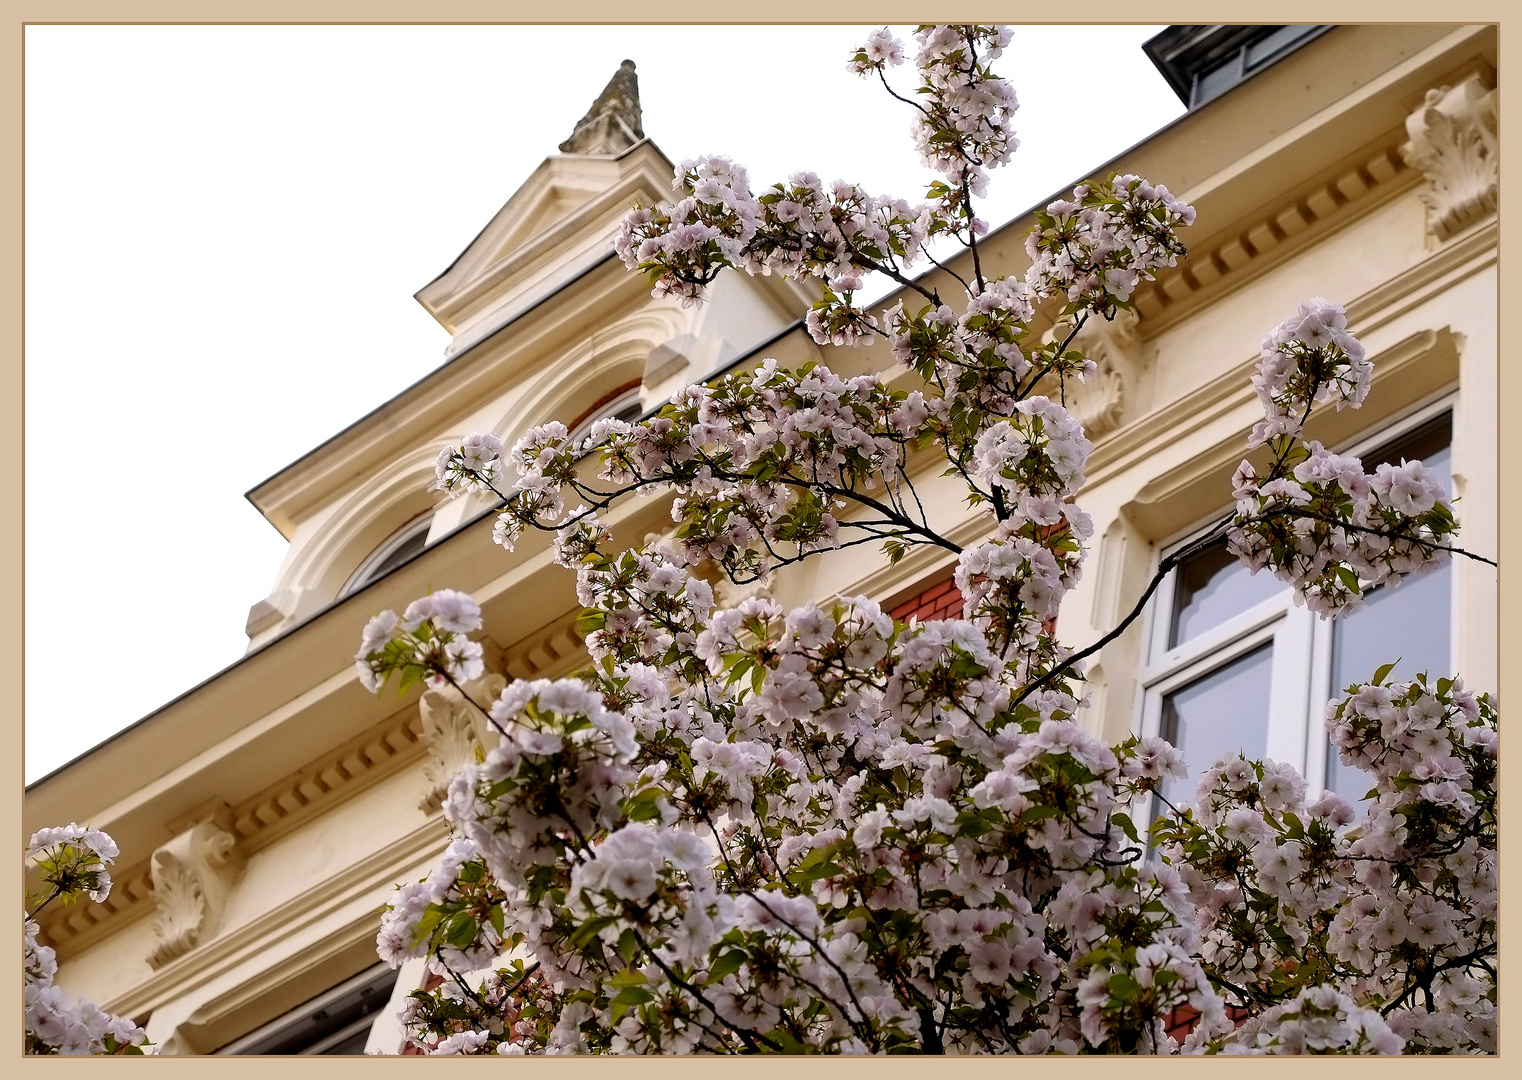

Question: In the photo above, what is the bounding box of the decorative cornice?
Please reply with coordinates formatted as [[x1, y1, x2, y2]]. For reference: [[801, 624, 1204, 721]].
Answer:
[[1399, 71, 1498, 241], [502, 611, 587, 680], [108, 816, 451, 1022], [228, 705, 427, 851], [35, 860, 155, 955], [1132, 136, 1415, 331], [37, 701, 429, 960]]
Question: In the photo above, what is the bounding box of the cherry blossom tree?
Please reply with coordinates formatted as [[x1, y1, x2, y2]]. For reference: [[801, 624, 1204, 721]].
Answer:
[[24, 826, 151, 1055], [356, 26, 1496, 1055]]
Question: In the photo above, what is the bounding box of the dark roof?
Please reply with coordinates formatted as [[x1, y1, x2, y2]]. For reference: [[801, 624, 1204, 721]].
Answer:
[[1143, 25, 1331, 109]]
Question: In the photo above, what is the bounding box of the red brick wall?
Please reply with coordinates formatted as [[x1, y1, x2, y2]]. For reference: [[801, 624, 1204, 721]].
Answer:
[[887, 576, 1056, 637], [889, 577, 964, 622], [1163, 1002, 1251, 1045]]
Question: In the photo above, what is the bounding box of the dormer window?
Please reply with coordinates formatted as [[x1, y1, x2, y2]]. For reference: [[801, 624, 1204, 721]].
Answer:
[[342, 512, 433, 597]]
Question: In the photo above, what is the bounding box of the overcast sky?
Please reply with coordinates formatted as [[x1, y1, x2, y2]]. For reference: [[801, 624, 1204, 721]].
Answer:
[[24, 24, 1186, 783]]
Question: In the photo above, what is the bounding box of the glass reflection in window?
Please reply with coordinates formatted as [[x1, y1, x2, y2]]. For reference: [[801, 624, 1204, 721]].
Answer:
[[1158, 643, 1275, 811], [1168, 541, 1285, 649], [1324, 413, 1452, 801]]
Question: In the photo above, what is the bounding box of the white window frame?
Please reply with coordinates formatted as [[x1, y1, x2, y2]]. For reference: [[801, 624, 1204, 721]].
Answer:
[[1133, 390, 1458, 808]]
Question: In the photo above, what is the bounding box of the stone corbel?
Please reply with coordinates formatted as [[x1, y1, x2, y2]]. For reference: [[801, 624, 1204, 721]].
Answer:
[[1400, 71, 1498, 241], [1041, 308, 1139, 438], [147, 804, 245, 969], [418, 672, 509, 810], [244, 588, 299, 639]]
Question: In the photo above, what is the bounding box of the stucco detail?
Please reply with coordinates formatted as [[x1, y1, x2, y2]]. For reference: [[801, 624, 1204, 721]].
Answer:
[[1400, 72, 1498, 241], [147, 815, 245, 969], [1041, 307, 1138, 437], [418, 673, 508, 810]]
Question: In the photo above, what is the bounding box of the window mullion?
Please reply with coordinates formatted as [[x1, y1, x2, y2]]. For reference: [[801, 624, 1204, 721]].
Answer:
[[1262, 603, 1315, 773]]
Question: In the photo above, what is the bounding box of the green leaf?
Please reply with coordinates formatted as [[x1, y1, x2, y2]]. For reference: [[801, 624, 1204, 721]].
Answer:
[[568, 914, 619, 949], [706, 949, 748, 983], [445, 915, 479, 949], [1112, 812, 1139, 843], [608, 964, 647, 988], [1108, 972, 1141, 1002], [1372, 660, 1401, 685], [617, 927, 642, 965]]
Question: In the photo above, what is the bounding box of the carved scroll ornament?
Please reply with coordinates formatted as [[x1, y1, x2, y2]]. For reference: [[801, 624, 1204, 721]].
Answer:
[[1401, 72, 1498, 241], [1042, 307, 1139, 438], [147, 818, 244, 969], [418, 673, 508, 810]]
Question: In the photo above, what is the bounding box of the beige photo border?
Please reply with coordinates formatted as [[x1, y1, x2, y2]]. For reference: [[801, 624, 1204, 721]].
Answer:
[[5, 0, 1514, 1072]]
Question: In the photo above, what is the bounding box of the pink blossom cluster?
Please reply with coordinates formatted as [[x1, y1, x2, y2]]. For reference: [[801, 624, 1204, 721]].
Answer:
[[1025, 174, 1195, 319], [846, 28, 905, 75], [434, 431, 504, 495], [1226, 304, 1456, 614], [368, 547, 1250, 1051], [1201, 985, 1404, 1054], [24, 828, 149, 1055], [354, 588, 485, 693], [1247, 298, 1373, 448], [358, 24, 1495, 1056], [1155, 676, 1496, 1054], [456, 361, 943, 589], [619, 27, 1035, 347], [905, 26, 1018, 199]]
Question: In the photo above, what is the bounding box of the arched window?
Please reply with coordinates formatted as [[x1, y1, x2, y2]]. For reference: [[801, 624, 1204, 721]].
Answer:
[[568, 387, 644, 446], [341, 511, 433, 597]]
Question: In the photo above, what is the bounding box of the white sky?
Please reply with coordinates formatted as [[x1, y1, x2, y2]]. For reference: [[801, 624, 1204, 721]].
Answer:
[[24, 25, 1186, 783]]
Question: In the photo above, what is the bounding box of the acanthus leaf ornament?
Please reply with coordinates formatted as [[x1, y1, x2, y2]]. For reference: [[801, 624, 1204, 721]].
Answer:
[[1400, 72, 1498, 241]]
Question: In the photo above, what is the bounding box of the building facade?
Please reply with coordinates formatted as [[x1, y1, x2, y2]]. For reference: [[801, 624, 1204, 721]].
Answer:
[[24, 24, 1497, 1055]]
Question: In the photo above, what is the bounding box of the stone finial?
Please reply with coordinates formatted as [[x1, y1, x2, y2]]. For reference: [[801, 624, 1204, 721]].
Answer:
[[147, 811, 244, 969], [418, 673, 508, 810], [1400, 72, 1498, 241], [559, 60, 644, 156]]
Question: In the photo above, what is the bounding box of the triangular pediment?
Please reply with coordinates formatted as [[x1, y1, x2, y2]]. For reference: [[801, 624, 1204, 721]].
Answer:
[[415, 60, 671, 341], [414, 144, 674, 339], [476, 166, 613, 269]]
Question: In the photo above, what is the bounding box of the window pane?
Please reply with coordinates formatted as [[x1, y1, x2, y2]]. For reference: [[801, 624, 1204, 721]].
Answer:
[[217, 964, 399, 1055], [1169, 541, 1285, 648], [1324, 412, 1452, 802], [1325, 568, 1451, 801], [1158, 643, 1275, 810]]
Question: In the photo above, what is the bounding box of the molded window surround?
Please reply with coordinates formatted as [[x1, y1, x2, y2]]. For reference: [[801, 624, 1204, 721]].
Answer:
[[213, 963, 399, 1055]]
